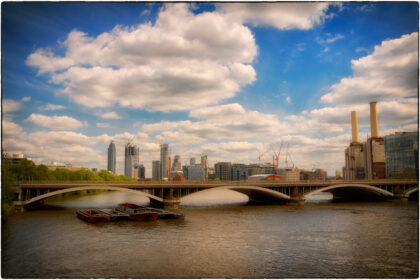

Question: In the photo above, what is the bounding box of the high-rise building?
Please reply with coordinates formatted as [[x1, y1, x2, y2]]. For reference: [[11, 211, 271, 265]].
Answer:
[[190, 157, 196, 165], [172, 155, 182, 171], [384, 131, 418, 179], [138, 164, 145, 180], [124, 142, 139, 178], [160, 144, 169, 180], [201, 155, 208, 180], [152, 160, 161, 181], [107, 141, 116, 174]]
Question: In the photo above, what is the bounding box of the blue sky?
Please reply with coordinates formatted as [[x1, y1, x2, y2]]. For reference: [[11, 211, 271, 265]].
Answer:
[[2, 2, 418, 176]]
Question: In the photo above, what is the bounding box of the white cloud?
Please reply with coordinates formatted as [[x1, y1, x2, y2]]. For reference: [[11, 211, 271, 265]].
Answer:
[[40, 103, 65, 110], [216, 3, 333, 30], [321, 32, 418, 105], [96, 123, 110, 128], [26, 3, 258, 112], [326, 34, 344, 43], [2, 99, 22, 113], [285, 96, 291, 104], [24, 113, 85, 130], [21, 96, 31, 102], [99, 112, 121, 120]]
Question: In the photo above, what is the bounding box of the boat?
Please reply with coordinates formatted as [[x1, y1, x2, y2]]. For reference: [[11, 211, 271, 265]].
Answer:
[[76, 209, 111, 223], [99, 208, 130, 221], [143, 207, 184, 219], [115, 203, 159, 222]]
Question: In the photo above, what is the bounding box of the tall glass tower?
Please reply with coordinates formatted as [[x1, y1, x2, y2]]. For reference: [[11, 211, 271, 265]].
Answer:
[[125, 142, 139, 178], [160, 144, 169, 179], [107, 141, 116, 174]]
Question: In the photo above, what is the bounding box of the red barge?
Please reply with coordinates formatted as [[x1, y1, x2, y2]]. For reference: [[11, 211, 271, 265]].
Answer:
[[115, 203, 159, 222], [76, 209, 111, 223]]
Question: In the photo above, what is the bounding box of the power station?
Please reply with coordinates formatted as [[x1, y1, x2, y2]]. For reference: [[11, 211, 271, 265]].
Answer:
[[344, 102, 386, 180]]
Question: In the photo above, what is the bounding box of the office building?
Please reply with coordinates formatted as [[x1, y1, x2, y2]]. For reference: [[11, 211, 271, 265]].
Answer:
[[152, 160, 160, 181], [201, 155, 208, 180], [187, 165, 206, 181], [300, 169, 327, 180], [215, 162, 232, 181], [160, 144, 169, 180], [107, 141, 116, 174], [384, 131, 418, 178], [124, 142, 139, 178]]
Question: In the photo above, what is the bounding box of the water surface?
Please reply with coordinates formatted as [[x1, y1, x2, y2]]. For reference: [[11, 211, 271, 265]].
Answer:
[[2, 191, 418, 278]]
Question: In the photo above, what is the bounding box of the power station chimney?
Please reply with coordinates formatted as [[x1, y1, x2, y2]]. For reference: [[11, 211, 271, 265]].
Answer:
[[351, 111, 359, 143], [369, 101, 379, 138]]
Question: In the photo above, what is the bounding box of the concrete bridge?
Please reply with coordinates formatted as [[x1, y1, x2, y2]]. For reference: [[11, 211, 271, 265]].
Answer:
[[13, 179, 418, 210]]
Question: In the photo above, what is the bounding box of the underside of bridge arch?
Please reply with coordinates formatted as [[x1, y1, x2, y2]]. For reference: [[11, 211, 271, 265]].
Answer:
[[20, 186, 163, 207], [226, 186, 290, 205], [305, 184, 393, 202], [408, 189, 418, 201]]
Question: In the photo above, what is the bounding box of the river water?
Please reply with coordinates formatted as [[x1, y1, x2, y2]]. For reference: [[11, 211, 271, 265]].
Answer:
[[2, 190, 418, 278]]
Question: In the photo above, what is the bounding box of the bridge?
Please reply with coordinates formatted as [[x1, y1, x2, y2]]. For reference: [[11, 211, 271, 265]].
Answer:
[[13, 179, 418, 210]]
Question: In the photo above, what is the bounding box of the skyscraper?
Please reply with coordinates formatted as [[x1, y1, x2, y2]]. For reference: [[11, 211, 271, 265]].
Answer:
[[107, 141, 116, 174], [152, 160, 161, 181], [124, 142, 139, 178], [160, 144, 169, 179], [172, 155, 182, 171]]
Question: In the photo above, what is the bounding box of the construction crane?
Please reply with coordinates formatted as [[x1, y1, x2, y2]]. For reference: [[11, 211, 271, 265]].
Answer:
[[285, 144, 295, 168], [257, 150, 268, 165], [270, 140, 283, 169]]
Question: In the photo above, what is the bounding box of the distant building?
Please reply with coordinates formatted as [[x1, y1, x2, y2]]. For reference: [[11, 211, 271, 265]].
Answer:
[[201, 155, 208, 180], [152, 160, 160, 181], [215, 162, 232, 181], [138, 164, 145, 180], [384, 131, 419, 179], [160, 144, 169, 180], [45, 162, 86, 171], [107, 141, 116, 174], [278, 168, 300, 181], [187, 165, 206, 181], [125, 142, 139, 178], [172, 155, 182, 171], [300, 169, 327, 180], [4, 153, 31, 164], [344, 102, 385, 180], [190, 157, 196, 165], [170, 170, 184, 179]]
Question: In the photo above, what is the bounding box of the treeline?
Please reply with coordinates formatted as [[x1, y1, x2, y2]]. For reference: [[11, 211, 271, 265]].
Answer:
[[1, 155, 137, 210]]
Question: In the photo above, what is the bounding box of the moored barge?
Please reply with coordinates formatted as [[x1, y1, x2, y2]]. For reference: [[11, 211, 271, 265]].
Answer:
[[76, 209, 110, 223]]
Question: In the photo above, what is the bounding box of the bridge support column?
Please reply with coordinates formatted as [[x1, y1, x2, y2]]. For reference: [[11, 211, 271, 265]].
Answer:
[[162, 188, 180, 209], [289, 187, 305, 205], [393, 186, 409, 201]]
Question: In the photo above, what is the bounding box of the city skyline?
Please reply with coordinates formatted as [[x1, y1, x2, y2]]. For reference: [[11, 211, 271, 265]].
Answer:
[[2, 2, 418, 177]]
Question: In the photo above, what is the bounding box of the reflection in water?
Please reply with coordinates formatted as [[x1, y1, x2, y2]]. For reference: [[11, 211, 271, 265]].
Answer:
[[2, 191, 418, 278]]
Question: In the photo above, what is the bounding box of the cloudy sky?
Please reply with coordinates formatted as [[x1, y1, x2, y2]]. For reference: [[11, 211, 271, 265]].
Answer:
[[2, 2, 418, 176]]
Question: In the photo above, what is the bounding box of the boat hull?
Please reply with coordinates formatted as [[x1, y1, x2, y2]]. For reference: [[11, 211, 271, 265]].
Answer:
[[76, 209, 110, 223]]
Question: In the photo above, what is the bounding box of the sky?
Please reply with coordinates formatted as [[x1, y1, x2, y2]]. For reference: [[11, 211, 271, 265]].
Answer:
[[2, 2, 418, 177]]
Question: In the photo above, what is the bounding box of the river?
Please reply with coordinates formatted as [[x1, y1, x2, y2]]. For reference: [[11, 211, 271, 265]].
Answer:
[[2, 190, 418, 278]]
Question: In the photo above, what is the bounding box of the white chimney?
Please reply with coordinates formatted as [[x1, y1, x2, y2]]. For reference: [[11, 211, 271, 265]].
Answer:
[[370, 101, 379, 138], [351, 111, 359, 143]]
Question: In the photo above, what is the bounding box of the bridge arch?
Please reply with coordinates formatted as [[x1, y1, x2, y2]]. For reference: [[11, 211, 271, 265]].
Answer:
[[405, 187, 419, 196], [304, 183, 394, 199], [181, 185, 290, 204], [21, 186, 163, 206]]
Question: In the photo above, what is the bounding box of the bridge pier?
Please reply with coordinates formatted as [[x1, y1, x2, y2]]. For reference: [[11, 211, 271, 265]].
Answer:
[[289, 187, 305, 205]]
